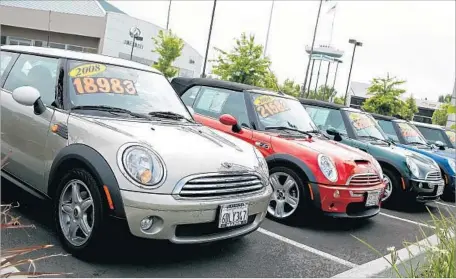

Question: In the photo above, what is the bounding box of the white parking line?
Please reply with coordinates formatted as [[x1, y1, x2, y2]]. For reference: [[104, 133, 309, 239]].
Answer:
[[435, 201, 456, 209], [257, 228, 358, 268], [379, 212, 436, 229]]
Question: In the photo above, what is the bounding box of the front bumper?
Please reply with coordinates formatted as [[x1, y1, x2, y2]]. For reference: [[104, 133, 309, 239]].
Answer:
[[120, 185, 272, 244], [313, 183, 385, 218], [407, 178, 445, 202]]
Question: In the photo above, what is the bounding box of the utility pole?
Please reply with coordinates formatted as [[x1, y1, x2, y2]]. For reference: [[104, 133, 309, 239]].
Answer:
[[344, 39, 363, 105], [166, 0, 172, 30], [301, 0, 323, 98], [263, 0, 275, 57], [201, 0, 217, 78]]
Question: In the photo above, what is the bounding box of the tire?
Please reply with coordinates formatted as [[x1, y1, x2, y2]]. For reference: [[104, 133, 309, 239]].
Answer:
[[53, 168, 109, 260], [267, 166, 311, 223], [381, 168, 402, 207]]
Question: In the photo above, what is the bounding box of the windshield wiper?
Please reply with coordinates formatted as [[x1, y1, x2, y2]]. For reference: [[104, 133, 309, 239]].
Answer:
[[148, 111, 194, 122], [408, 141, 429, 146], [265, 126, 312, 138], [359, 135, 391, 145], [71, 105, 150, 119], [307, 129, 330, 139]]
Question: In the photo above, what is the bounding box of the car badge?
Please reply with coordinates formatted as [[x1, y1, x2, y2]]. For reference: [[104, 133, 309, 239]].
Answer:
[[221, 162, 233, 169]]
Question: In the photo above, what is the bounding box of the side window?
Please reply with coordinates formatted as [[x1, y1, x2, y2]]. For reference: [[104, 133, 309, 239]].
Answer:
[[377, 120, 399, 141], [3, 54, 59, 106], [306, 106, 347, 135], [194, 87, 250, 127], [0, 51, 16, 77], [181, 86, 201, 107]]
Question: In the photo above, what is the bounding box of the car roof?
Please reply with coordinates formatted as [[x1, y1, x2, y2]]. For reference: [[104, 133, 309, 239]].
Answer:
[[170, 77, 297, 100], [298, 98, 364, 114], [1, 45, 162, 74], [370, 113, 398, 121], [410, 121, 445, 130]]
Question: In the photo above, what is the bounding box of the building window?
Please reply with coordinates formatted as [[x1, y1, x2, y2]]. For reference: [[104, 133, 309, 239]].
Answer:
[[1, 36, 6, 46], [83, 47, 97, 54], [67, 45, 84, 52], [8, 37, 32, 46], [48, 42, 66, 50], [34, 40, 44, 47]]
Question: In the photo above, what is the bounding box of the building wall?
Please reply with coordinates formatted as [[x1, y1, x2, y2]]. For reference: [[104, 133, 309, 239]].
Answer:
[[101, 12, 203, 78], [0, 5, 105, 51], [447, 80, 456, 128]]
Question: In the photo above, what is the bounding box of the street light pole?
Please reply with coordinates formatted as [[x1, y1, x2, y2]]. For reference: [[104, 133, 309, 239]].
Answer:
[[344, 39, 363, 105], [263, 0, 275, 57], [301, 0, 324, 98], [130, 36, 136, 60], [332, 60, 340, 89], [201, 0, 217, 78], [166, 0, 172, 30]]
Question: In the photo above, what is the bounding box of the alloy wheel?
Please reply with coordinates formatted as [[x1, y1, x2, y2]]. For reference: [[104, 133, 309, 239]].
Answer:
[[58, 179, 95, 247], [381, 175, 393, 202], [268, 172, 300, 219]]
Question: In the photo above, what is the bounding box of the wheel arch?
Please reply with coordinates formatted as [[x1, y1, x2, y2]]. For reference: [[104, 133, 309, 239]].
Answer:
[[265, 153, 321, 209], [48, 143, 126, 218]]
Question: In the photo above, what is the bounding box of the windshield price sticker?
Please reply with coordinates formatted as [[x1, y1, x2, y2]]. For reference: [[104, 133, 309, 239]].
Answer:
[[254, 96, 290, 118], [398, 123, 418, 137], [72, 77, 137, 95], [69, 63, 107, 78], [349, 113, 374, 130]]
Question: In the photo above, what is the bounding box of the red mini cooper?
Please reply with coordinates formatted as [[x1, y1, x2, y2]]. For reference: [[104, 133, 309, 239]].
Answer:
[[171, 78, 386, 221]]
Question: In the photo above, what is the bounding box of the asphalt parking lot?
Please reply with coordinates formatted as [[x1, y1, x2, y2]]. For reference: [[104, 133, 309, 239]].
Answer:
[[1, 180, 455, 278]]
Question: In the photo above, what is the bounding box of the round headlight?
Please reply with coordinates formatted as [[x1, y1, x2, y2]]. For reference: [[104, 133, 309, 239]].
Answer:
[[448, 159, 456, 174], [254, 147, 269, 177], [372, 158, 383, 178], [318, 154, 338, 182], [119, 145, 165, 187], [406, 157, 420, 178]]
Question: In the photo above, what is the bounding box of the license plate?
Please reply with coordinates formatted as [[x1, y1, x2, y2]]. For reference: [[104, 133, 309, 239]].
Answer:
[[365, 190, 381, 206], [436, 184, 444, 196], [218, 202, 249, 229]]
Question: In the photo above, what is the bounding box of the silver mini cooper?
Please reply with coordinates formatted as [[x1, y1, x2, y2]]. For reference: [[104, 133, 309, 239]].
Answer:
[[0, 46, 272, 259]]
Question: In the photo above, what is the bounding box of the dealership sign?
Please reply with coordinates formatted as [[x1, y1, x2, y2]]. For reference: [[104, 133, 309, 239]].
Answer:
[[124, 26, 144, 49]]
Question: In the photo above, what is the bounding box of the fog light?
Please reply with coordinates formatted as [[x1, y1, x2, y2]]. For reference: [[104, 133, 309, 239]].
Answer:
[[418, 183, 423, 189], [333, 190, 340, 198], [140, 216, 154, 231]]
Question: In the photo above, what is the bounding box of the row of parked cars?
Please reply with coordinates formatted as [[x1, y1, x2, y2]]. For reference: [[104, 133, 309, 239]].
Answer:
[[1, 45, 454, 260]]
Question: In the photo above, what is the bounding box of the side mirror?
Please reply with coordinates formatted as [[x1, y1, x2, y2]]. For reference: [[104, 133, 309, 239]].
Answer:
[[219, 114, 242, 133], [326, 127, 342, 141], [12, 86, 46, 115], [186, 106, 195, 115], [434, 141, 446, 150]]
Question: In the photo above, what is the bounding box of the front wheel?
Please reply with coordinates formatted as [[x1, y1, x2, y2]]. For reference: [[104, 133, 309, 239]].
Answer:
[[54, 168, 107, 259], [381, 169, 401, 207], [267, 166, 310, 223]]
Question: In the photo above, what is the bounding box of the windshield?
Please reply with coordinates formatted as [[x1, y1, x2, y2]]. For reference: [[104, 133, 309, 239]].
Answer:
[[346, 111, 387, 140], [415, 126, 451, 146], [445, 130, 456, 145], [250, 93, 317, 132], [66, 60, 191, 119], [396, 122, 428, 145]]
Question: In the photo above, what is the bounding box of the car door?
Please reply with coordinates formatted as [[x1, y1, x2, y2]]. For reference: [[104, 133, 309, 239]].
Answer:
[[1, 52, 60, 190], [183, 85, 254, 144]]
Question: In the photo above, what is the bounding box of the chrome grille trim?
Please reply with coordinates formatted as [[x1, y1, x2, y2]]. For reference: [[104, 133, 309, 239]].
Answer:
[[173, 172, 266, 199], [425, 171, 442, 181], [346, 173, 382, 186]]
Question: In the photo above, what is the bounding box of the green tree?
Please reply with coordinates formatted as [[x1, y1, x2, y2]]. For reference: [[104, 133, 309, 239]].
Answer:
[[447, 104, 456, 129], [211, 32, 272, 87], [279, 79, 301, 97], [152, 29, 184, 78], [438, 94, 452, 103], [432, 103, 450, 126], [333, 96, 345, 105], [401, 95, 419, 121], [308, 85, 337, 101], [362, 73, 407, 116]]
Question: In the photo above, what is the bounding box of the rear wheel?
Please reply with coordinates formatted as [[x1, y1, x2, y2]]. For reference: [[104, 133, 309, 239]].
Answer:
[[267, 166, 310, 223]]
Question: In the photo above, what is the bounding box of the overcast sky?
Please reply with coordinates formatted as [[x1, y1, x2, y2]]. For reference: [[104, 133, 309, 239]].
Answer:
[[109, 0, 455, 101]]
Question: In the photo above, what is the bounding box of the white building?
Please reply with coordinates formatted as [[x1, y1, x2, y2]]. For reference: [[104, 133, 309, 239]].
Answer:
[[447, 80, 456, 128], [0, 0, 203, 78]]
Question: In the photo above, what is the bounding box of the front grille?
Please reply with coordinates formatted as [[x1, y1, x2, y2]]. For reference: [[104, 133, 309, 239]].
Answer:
[[426, 171, 442, 181], [347, 173, 382, 187], [178, 173, 265, 198]]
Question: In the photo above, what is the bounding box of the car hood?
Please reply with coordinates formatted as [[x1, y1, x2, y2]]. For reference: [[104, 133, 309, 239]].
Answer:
[[82, 118, 264, 193], [376, 143, 437, 165]]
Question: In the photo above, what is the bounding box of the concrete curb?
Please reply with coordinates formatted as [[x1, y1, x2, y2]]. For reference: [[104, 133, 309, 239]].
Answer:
[[0, 258, 26, 278], [332, 234, 439, 278]]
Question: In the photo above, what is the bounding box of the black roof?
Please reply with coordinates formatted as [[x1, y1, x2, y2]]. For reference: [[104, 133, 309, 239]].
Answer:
[[298, 98, 348, 110], [170, 77, 296, 100], [370, 113, 397, 121]]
